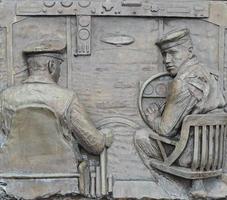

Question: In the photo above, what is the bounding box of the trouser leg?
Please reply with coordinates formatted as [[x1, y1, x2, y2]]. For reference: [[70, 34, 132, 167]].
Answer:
[[178, 136, 193, 167], [134, 128, 162, 168]]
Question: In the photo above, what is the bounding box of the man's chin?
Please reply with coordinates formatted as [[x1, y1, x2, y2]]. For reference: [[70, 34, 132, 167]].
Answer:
[[167, 69, 177, 77]]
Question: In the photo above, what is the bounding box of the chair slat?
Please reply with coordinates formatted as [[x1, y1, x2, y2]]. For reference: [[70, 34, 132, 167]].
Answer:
[[213, 125, 219, 170], [192, 126, 200, 170], [222, 125, 227, 169], [200, 126, 208, 171], [206, 125, 214, 170], [218, 125, 224, 169]]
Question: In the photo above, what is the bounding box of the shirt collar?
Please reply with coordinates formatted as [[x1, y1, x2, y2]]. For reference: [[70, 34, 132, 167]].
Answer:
[[23, 75, 55, 84]]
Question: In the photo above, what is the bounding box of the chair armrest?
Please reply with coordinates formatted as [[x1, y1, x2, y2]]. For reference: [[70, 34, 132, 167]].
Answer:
[[149, 132, 177, 146]]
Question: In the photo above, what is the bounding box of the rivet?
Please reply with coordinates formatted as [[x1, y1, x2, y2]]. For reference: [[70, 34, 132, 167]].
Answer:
[[91, 8, 96, 14], [42, 8, 47, 13]]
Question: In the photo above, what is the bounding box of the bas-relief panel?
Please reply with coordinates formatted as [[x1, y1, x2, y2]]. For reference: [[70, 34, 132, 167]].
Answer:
[[0, 0, 227, 199], [7, 16, 227, 199]]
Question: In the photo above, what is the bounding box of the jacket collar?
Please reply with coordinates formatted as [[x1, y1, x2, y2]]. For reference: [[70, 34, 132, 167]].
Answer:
[[177, 56, 200, 78]]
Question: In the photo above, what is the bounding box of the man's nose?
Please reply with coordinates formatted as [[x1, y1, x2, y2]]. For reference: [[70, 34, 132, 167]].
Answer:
[[165, 53, 172, 63]]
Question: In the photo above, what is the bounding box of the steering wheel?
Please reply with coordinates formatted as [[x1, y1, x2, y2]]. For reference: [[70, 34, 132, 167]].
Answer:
[[138, 72, 173, 128]]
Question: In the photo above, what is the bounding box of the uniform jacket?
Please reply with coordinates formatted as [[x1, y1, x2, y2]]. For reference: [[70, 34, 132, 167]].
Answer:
[[150, 57, 226, 137]]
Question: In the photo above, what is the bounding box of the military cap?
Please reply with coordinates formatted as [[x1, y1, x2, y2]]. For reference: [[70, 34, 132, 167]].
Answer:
[[23, 39, 66, 59], [156, 28, 192, 50]]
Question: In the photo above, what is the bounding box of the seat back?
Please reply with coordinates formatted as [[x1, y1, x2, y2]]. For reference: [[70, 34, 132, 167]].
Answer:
[[0, 106, 78, 175], [182, 114, 227, 172], [150, 114, 227, 179]]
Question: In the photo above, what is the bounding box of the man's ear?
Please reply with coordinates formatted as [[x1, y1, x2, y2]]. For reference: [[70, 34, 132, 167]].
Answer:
[[48, 60, 55, 74]]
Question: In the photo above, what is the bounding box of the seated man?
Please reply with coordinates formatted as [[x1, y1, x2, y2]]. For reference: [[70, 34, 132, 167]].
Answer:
[[0, 40, 112, 198], [135, 29, 226, 196]]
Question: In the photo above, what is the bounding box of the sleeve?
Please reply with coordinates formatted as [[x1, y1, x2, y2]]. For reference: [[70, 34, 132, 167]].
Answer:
[[149, 78, 199, 137], [186, 75, 210, 103], [68, 95, 105, 155]]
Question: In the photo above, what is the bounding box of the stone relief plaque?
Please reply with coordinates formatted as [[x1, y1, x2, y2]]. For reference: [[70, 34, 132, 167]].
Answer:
[[0, 0, 227, 200]]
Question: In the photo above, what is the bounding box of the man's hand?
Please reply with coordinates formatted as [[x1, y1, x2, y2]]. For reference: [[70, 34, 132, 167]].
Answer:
[[100, 128, 114, 148], [145, 103, 160, 123]]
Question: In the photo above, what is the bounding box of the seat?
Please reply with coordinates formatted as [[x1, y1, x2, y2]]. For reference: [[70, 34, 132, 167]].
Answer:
[[149, 114, 227, 179]]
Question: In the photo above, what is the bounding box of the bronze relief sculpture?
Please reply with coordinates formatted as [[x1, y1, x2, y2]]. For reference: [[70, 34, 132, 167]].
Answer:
[[0, 0, 227, 199]]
